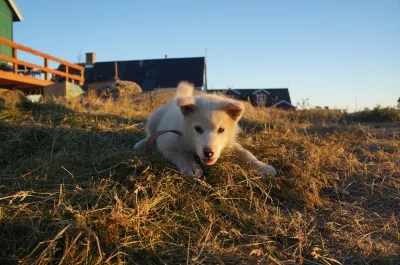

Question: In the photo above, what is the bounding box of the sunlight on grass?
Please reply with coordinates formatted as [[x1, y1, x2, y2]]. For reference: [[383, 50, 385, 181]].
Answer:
[[0, 91, 399, 264]]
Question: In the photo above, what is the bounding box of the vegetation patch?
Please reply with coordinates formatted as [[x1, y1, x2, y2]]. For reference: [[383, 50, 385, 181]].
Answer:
[[0, 92, 399, 264]]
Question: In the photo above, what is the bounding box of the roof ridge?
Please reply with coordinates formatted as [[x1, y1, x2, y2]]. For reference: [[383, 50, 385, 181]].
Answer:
[[96, 57, 205, 64]]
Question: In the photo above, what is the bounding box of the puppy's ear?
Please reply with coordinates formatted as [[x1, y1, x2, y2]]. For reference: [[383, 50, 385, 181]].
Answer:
[[177, 97, 196, 115], [224, 101, 244, 121]]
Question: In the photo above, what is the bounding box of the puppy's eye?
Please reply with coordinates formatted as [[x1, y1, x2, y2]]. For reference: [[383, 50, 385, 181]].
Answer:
[[194, 125, 204, 133], [218, 127, 225, 133]]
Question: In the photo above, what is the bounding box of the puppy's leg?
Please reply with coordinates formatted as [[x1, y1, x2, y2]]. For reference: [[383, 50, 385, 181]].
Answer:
[[133, 137, 149, 150], [163, 151, 203, 178], [232, 143, 277, 176]]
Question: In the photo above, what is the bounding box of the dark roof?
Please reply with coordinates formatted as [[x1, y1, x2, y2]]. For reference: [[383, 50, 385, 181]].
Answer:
[[6, 0, 23, 21], [212, 88, 293, 105], [84, 57, 205, 91]]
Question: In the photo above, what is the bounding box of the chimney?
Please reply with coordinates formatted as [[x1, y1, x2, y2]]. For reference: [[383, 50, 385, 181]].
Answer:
[[86, 53, 96, 66], [165, 55, 168, 59]]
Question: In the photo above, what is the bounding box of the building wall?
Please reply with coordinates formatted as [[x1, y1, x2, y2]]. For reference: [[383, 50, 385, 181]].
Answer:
[[0, 0, 13, 57]]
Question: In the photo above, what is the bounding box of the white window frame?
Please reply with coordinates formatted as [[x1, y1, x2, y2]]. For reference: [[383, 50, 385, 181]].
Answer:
[[256, 93, 267, 104]]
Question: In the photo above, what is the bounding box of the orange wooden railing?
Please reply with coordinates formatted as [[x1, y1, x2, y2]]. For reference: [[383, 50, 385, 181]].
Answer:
[[0, 37, 84, 85]]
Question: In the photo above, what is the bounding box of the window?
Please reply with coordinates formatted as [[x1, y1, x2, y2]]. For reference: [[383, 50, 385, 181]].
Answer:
[[256, 94, 267, 105], [94, 72, 104, 81], [146, 70, 156, 77]]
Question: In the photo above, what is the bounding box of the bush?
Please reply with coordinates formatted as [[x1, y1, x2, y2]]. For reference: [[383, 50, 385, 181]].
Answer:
[[348, 105, 400, 122]]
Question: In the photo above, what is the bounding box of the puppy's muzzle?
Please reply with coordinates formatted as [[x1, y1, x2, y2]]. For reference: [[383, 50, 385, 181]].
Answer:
[[203, 148, 214, 158]]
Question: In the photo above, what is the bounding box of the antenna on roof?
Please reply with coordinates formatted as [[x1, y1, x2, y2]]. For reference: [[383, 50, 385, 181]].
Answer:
[[205, 48, 208, 91]]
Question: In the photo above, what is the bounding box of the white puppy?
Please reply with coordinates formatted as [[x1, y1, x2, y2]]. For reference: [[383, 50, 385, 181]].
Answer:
[[134, 82, 277, 178]]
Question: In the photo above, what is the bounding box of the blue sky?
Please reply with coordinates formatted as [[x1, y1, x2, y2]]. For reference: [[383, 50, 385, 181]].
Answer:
[[12, 0, 400, 110]]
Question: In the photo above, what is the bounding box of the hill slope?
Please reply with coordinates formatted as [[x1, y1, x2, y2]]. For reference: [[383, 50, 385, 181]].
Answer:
[[0, 92, 399, 264]]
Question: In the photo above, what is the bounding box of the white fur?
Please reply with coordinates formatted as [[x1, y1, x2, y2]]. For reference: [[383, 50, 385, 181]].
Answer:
[[134, 81, 277, 178]]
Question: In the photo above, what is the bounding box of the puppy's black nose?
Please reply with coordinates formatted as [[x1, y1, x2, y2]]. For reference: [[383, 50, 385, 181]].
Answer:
[[203, 148, 214, 158]]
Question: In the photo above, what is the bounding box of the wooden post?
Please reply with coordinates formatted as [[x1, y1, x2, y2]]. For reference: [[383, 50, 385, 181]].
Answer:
[[80, 68, 84, 86], [44, 58, 49, 80], [65, 66, 69, 83], [12, 48, 18, 74], [114, 61, 118, 80]]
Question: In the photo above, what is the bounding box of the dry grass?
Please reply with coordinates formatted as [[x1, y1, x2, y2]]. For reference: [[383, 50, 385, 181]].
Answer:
[[0, 91, 399, 264]]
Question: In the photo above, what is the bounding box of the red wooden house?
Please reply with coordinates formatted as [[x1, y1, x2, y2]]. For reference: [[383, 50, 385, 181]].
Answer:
[[218, 88, 296, 110]]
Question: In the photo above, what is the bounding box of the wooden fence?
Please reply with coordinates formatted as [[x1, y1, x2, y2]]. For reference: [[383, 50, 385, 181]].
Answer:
[[0, 37, 84, 87]]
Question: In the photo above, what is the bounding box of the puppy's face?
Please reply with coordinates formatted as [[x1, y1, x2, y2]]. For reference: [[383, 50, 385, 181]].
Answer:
[[177, 96, 244, 165]]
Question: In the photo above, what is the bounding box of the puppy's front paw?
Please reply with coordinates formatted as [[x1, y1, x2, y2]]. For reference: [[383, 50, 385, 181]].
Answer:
[[181, 163, 203, 178], [256, 162, 277, 176], [134, 138, 147, 150], [133, 142, 141, 150]]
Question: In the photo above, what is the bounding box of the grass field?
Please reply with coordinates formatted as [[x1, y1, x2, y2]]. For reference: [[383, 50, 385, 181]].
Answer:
[[1, 91, 399, 264]]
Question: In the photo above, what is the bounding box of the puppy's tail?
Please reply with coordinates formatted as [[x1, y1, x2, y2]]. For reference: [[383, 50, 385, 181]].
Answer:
[[176, 81, 194, 97]]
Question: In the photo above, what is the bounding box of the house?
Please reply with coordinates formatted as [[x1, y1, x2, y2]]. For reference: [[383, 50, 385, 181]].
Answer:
[[82, 55, 207, 91], [215, 88, 296, 110], [0, 0, 23, 58]]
